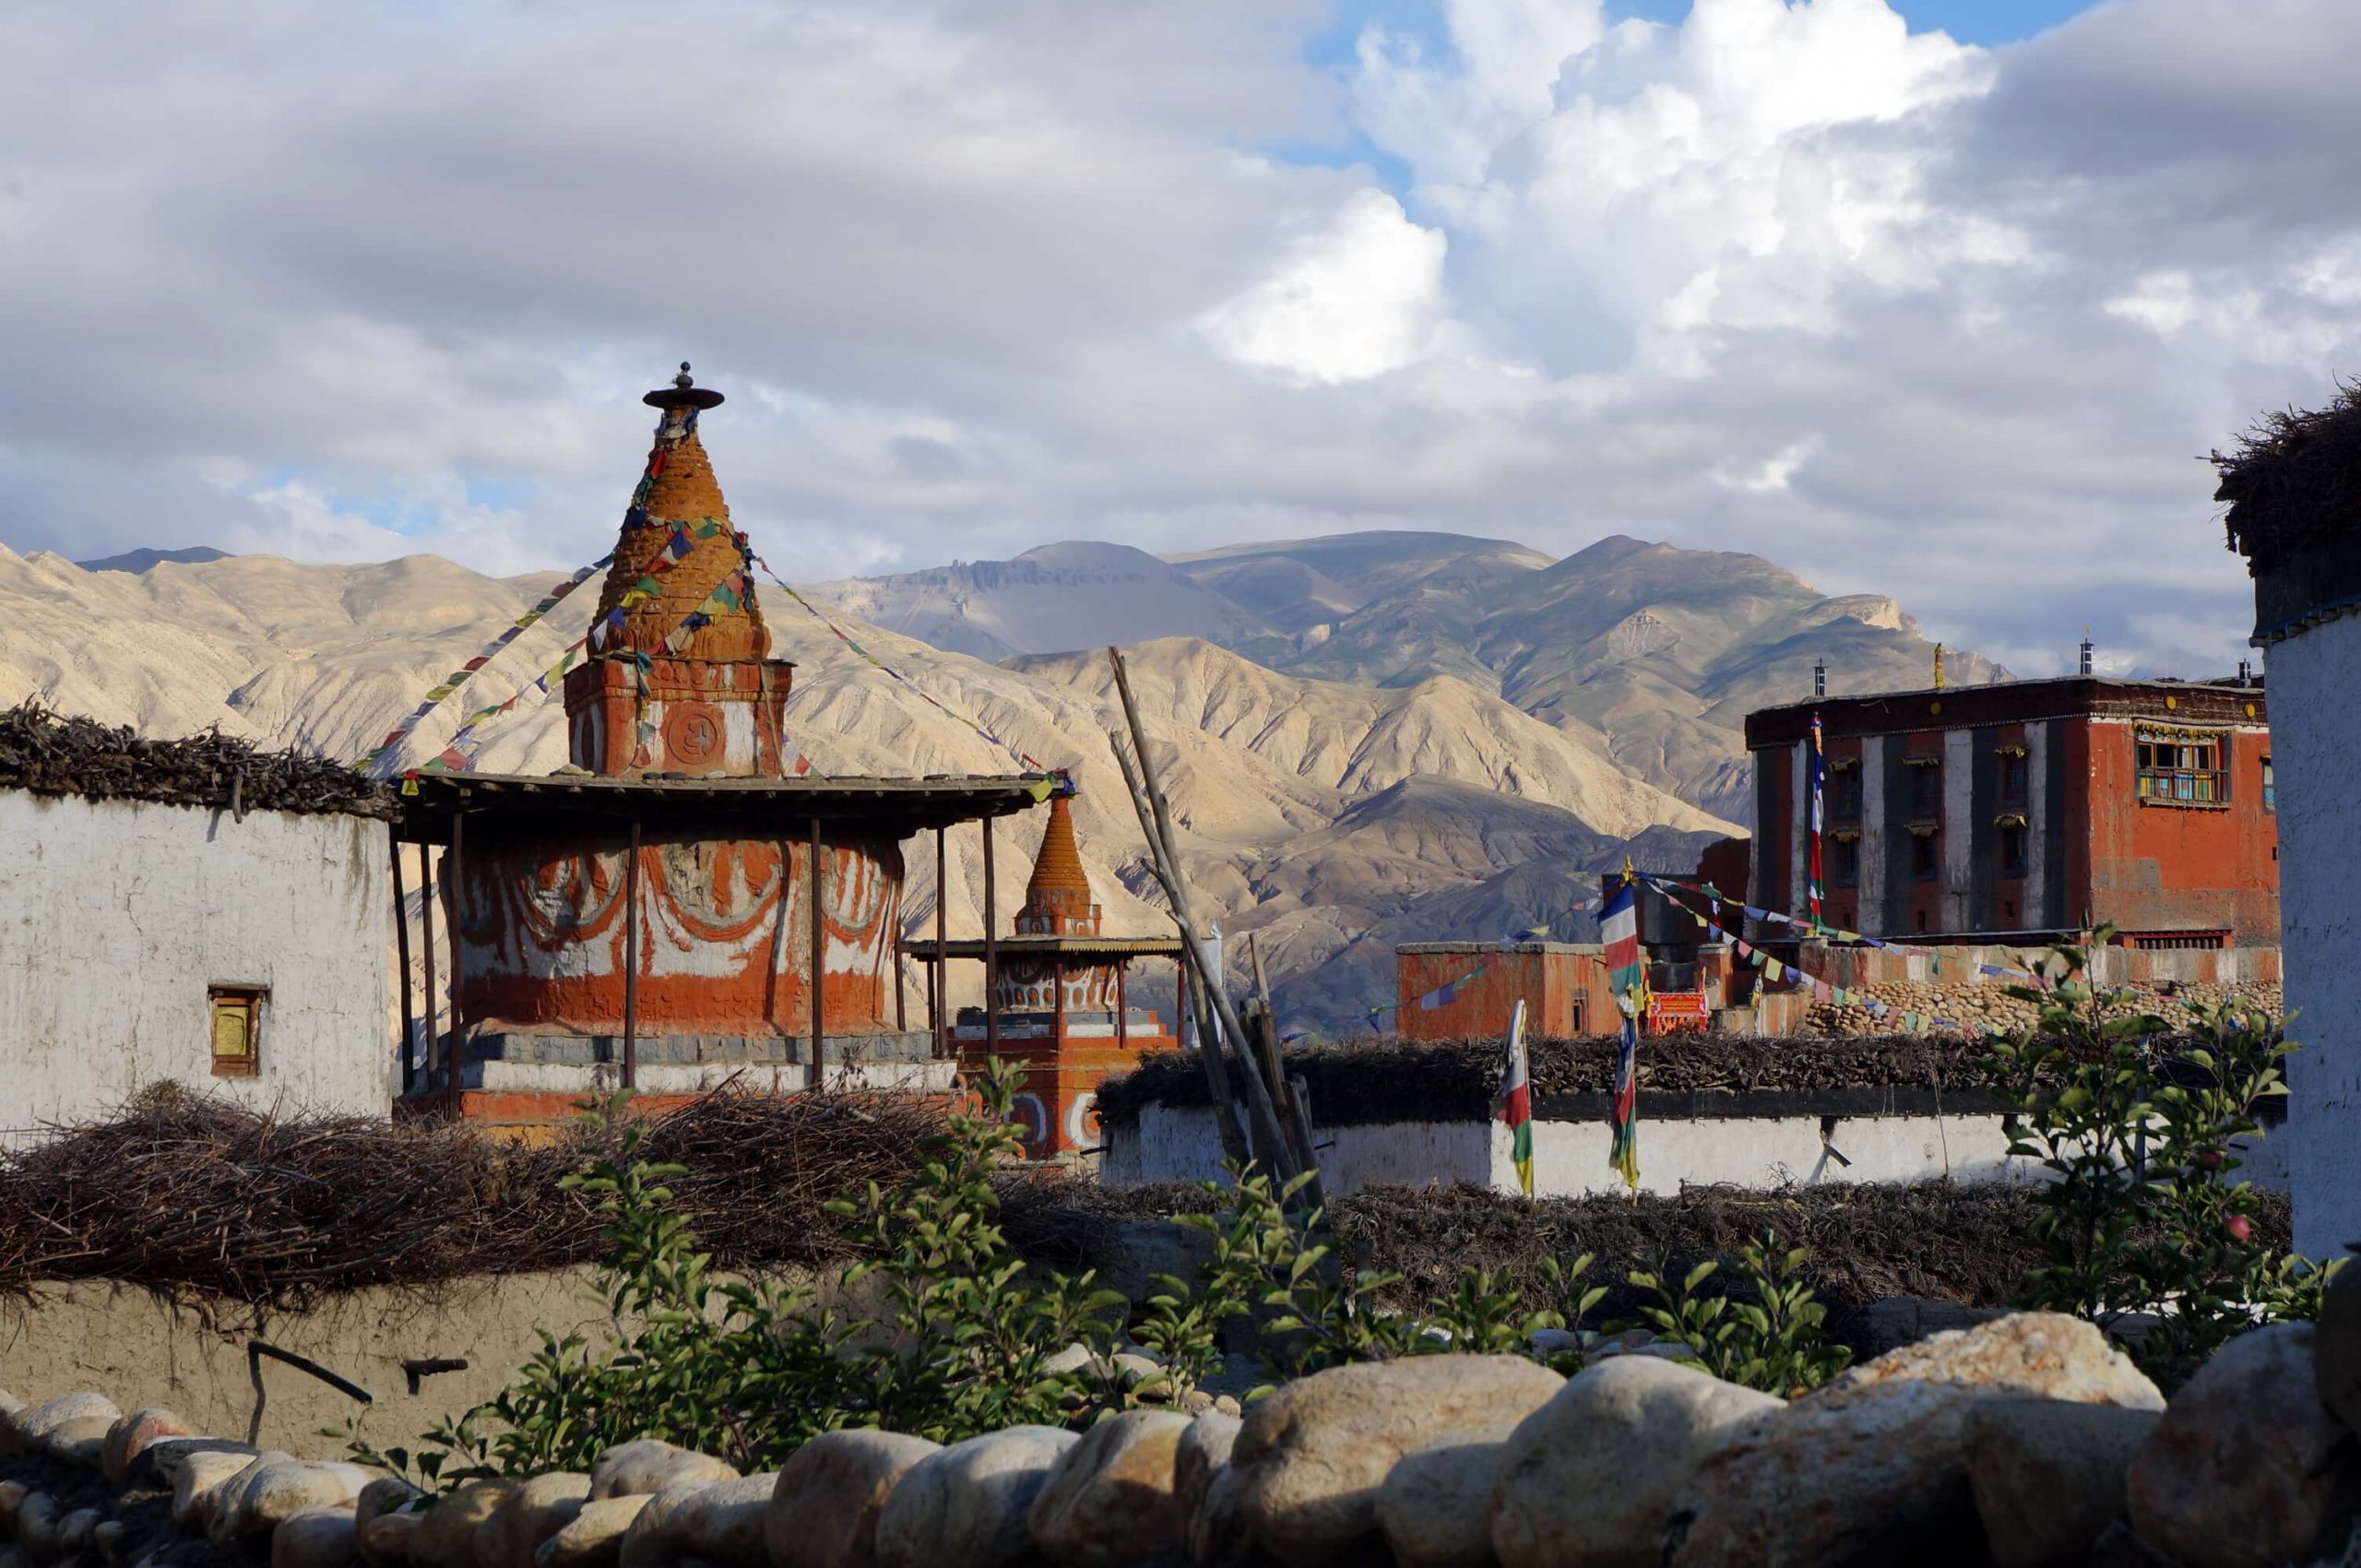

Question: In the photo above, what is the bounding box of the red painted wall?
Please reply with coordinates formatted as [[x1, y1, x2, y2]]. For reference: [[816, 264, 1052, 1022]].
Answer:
[[2076, 719, 2278, 943], [1397, 949, 1610, 1040]]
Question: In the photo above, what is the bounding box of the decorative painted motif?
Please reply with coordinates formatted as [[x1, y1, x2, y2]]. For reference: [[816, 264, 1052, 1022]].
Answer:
[[455, 830, 904, 1036]]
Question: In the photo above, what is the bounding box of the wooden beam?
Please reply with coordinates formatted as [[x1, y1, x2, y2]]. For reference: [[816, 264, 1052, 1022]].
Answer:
[[933, 827, 948, 1059], [445, 809, 468, 1119], [390, 827, 415, 1099], [810, 817, 825, 1092], [622, 821, 641, 1092], [983, 819, 1001, 1060], [420, 843, 438, 1107]]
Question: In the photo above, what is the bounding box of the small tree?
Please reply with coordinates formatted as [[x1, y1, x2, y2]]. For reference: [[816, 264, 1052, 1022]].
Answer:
[[1983, 934, 2333, 1387]]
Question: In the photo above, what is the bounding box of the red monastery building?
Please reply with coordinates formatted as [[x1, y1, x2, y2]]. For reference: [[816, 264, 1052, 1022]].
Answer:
[[908, 790, 1181, 1159], [1745, 674, 2277, 946], [392, 368, 1058, 1134]]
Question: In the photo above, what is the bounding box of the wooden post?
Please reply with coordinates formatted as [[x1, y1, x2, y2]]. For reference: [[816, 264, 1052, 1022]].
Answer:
[[445, 809, 468, 1118], [420, 842, 438, 1105], [934, 828, 948, 1059], [391, 827, 415, 1098], [1249, 931, 1317, 1178], [622, 822, 641, 1092], [1114, 960, 1128, 1051], [1106, 715, 1256, 1169], [1177, 954, 1192, 1052], [982, 819, 1001, 1060], [894, 921, 908, 1032], [1107, 648, 1301, 1195], [810, 817, 825, 1091], [1052, 954, 1066, 1040]]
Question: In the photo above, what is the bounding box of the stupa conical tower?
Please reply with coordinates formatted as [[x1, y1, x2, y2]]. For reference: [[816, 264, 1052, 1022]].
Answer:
[[564, 365, 794, 775], [1014, 794, 1100, 935]]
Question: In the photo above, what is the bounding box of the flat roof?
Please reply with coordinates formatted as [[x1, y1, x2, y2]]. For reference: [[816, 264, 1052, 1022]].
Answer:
[[905, 935, 1187, 960], [394, 769, 1058, 844], [1747, 675, 2267, 748]]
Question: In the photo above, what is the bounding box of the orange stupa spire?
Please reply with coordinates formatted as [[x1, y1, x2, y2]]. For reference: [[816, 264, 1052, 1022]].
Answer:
[[1015, 792, 1100, 935], [585, 363, 770, 664]]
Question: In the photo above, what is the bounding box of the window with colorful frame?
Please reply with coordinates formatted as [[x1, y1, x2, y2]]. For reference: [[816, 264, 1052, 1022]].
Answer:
[[2135, 729, 2228, 806]]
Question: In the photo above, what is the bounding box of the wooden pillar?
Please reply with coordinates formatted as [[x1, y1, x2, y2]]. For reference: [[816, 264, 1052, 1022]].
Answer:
[[809, 817, 825, 1091], [622, 821, 641, 1092], [1052, 954, 1066, 1040], [445, 810, 467, 1118], [982, 819, 1001, 1059], [1115, 961, 1128, 1051], [391, 828, 416, 1098], [420, 843, 439, 1101], [1177, 954, 1192, 1053], [933, 827, 948, 1059], [894, 921, 908, 1032]]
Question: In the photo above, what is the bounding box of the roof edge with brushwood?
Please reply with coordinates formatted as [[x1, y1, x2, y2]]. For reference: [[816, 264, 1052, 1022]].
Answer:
[[1094, 1030, 2279, 1129], [0, 702, 397, 820]]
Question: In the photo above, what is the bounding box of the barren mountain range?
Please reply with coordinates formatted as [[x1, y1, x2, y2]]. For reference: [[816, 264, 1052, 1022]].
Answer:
[[0, 531, 1999, 1033]]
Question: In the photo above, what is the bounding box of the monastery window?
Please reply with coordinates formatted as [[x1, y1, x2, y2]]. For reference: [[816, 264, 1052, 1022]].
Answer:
[[209, 985, 266, 1077], [2263, 756, 2274, 814], [1910, 831, 1939, 882], [1827, 766, 1862, 821], [2136, 730, 2228, 807], [1999, 822, 2028, 878], [1907, 758, 1942, 818], [1999, 748, 2029, 806], [1829, 835, 1860, 888]]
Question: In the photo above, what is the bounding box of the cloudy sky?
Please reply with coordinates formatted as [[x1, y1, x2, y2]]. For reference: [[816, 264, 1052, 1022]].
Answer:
[[2, 0, 2355, 676]]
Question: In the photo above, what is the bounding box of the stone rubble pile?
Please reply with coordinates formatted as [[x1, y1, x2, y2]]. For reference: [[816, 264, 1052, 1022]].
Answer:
[[1807, 979, 2281, 1038], [4, 1289, 2357, 1568]]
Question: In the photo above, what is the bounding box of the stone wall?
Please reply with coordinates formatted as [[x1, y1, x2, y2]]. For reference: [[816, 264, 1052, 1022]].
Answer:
[[0, 790, 390, 1145]]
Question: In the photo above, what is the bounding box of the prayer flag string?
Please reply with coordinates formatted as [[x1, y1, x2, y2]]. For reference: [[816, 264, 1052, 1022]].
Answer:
[[746, 554, 1049, 775], [357, 552, 612, 777]]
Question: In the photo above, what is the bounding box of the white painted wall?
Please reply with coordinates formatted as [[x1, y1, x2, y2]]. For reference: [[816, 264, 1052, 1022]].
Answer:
[[2263, 618, 2361, 1257], [0, 791, 391, 1144], [1101, 1104, 1495, 1189], [2024, 720, 2050, 928], [1103, 1105, 2289, 1199], [1789, 741, 1808, 915], [1941, 728, 1975, 931], [1858, 734, 1888, 932]]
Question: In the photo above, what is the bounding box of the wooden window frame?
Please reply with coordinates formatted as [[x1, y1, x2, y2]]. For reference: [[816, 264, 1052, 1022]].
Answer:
[[1829, 834, 1860, 888], [2135, 729, 2229, 808], [1910, 831, 1940, 882], [1999, 750, 2029, 808], [210, 984, 267, 1077]]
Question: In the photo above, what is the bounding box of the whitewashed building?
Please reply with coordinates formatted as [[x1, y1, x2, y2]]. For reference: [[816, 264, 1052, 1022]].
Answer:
[[2217, 392, 2361, 1257], [0, 710, 395, 1142], [1097, 1038, 2288, 1199]]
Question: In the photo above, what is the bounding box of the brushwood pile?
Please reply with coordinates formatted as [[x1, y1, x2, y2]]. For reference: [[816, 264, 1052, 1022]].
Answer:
[[7, 1293, 2355, 1567], [0, 702, 395, 820]]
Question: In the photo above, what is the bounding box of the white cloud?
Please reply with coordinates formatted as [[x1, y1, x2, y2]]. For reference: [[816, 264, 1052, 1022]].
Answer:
[[2, 0, 2359, 676], [1199, 189, 1450, 384]]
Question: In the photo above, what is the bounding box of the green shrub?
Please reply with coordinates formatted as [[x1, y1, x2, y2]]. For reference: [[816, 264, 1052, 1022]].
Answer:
[[1624, 1235, 1852, 1396], [354, 1059, 1858, 1483], [1983, 933, 2337, 1388]]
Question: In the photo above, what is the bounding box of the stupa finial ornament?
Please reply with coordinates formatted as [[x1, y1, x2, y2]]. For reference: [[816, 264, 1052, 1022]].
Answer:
[[645, 361, 724, 411]]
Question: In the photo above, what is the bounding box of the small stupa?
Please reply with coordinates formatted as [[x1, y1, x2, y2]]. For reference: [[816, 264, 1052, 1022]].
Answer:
[[913, 785, 1181, 1158]]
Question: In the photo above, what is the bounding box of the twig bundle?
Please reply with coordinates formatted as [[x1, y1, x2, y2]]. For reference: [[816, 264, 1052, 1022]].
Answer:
[[0, 1088, 948, 1306], [0, 702, 395, 820]]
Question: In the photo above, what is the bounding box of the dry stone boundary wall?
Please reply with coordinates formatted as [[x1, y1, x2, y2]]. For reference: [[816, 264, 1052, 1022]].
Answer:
[[3, 1298, 2356, 1567]]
